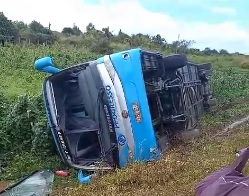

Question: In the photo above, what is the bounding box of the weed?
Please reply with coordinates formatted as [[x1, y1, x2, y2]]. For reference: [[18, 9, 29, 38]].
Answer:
[[1, 45, 249, 195]]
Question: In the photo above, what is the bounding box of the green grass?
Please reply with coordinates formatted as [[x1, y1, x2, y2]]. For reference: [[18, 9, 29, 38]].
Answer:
[[1, 44, 249, 195], [54, 127, 249, 196], [205, 102, 249, 123], [0, 44, 99, 98], [54, 100, 249, 196], [1, 44, 249, 100]]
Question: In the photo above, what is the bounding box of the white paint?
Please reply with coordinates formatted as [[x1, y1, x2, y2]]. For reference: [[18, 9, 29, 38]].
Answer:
[[96, 63, 129, 158], [103, 55, 135, 158]]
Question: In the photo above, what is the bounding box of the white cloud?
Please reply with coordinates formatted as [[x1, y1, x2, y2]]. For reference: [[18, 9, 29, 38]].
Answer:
[[176, 0, 232, 5], [1, 0, 249, 54], [211, 7, 237, 16], [176, 0, 201, 5]]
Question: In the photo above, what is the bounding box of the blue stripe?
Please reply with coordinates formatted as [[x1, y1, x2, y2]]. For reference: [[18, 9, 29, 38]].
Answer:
[[97, 57, 104, 64], [109, 48, 160, 161]]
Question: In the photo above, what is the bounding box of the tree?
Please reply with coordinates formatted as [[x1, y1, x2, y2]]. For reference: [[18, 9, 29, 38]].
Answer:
[[29, 21, 44, 33], [102, 27, 113, 38], [86, 23, 95, 32], [202, 48, 220, 55], [234, 52, 243, 55], [89, 37, 113, 54], [62, 27, 74, 36], [72, 24, 82, 36], [116, 29, 131, 43], [172, 39, 195, 53], [219, 49, 230, 55], [211, 49, 219, 55], [129, 33, 151, 47], [189, 48, 202, 55], [19, 28, 32, 38], [0, 12, 19, 38], [13, 21, 28, 30], [151, 34, 166, 46], [203, 47, 212, 55], [62, 24, 82, 36]]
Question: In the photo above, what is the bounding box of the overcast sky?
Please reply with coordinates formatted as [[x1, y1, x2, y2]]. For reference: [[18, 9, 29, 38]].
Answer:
[[1, 0, 249, 54]]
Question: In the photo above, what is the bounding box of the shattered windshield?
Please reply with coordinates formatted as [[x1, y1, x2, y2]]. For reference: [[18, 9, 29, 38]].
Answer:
[[0, 170, 54, 196]]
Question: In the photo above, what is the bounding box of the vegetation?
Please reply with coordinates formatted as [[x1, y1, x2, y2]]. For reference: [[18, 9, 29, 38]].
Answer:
[[57, 126, 249, 196], [0, 12, 249, 195], [0, 12, 243, 55]]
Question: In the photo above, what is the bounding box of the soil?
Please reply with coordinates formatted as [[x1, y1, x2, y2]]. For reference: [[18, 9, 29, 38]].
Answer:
[[0, 181, 9, 192]]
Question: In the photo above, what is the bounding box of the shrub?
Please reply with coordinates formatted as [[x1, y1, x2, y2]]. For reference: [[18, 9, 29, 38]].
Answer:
[[0, 94, 53, 160]]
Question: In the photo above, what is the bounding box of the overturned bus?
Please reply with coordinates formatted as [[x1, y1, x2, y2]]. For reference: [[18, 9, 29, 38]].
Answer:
[[34, 48, 215, 183]]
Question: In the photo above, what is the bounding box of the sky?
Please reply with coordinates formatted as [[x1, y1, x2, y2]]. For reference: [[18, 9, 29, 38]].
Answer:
[[1, 0, 249, 54]]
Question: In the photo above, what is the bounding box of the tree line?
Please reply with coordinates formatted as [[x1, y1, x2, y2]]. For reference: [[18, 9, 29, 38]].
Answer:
[[0, 12, 242, 55]]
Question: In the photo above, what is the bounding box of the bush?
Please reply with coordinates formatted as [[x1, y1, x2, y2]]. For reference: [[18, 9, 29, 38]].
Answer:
[[89, 37, 113, 54], [212, 68, 249, 104], [0, 94, 53, 160], [0, 92, 10, 152]]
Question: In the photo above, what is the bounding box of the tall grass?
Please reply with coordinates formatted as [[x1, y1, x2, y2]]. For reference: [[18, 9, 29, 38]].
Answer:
[[0, 44, 249, 184]]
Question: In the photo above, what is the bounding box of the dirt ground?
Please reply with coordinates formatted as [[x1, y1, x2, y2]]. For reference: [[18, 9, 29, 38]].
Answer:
[[0, 181, 9, 192]]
